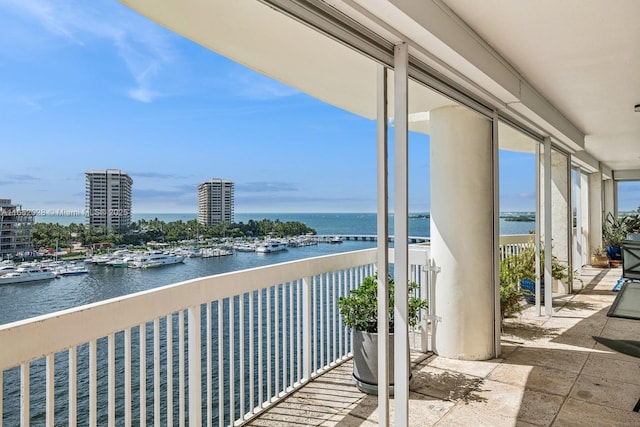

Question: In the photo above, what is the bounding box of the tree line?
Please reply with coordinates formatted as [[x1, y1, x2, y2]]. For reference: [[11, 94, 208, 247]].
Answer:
[[31, 218, 316, 249]]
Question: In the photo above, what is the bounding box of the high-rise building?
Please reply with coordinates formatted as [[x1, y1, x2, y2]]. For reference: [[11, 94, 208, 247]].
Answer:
[[198, 179, 234, 226], [85, 169, 133, 233], [0, 199, 34, 260]]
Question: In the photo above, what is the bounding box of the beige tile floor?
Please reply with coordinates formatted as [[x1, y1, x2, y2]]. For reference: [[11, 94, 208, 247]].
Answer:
[[248, 267, 640, 426]]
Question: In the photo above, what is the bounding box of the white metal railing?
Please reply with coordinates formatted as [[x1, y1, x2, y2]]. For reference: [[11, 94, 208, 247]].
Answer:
[[499, 234, 533, 260], [0, 247, 438, 427]]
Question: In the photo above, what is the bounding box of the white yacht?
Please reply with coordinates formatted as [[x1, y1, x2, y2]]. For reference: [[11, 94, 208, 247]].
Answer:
[[0, 262, 17, 276], [255, 241, 288, 253], [0, 266, 56, 285], [128, 252, 185, 269]]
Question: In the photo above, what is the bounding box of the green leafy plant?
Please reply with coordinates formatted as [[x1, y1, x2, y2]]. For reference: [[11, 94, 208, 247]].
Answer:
[[498, 240, 571, 323], [499, 257, 528, 321], [338, 274, 428, 333], [507, 242, 569, 282], [592, 246, 606, 256], [603, 212, 629, 247]]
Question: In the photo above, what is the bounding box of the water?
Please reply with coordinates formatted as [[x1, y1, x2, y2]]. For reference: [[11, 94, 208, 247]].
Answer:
[[0, 240, 377, 326]]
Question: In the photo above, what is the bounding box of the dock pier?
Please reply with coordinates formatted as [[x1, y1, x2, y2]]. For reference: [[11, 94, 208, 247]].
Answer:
[[316, 235, 429, 244]]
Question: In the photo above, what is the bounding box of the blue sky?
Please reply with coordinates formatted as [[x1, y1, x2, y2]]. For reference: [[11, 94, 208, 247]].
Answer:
[[0, 0, 545, 214]]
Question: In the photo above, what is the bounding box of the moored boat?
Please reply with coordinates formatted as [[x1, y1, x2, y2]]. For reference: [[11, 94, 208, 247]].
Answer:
[[56, 265, 90, 276], [128, 252, 185, 269], [0, 262, 18, 276], [255, 240, 288, 253], [0, 266, 56, 285]]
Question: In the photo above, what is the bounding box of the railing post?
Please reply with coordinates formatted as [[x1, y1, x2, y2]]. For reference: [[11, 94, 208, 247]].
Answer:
[[20, 363, 29, 427], [302, 276, 312, 381], [188, 304, 202, 426]]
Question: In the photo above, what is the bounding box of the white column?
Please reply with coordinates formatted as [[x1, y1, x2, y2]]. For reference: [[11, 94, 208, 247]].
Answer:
[[580, 172, 590, 263], [604, 178, 615, 220], [392, 42, 409, 427], [376, 64, 390, 426], [573, 168, 583, 275], [589, 172, 603, 252], [431, 105, 494, 360], [542, 138, 552, 316], [551, 150, 570, 294]]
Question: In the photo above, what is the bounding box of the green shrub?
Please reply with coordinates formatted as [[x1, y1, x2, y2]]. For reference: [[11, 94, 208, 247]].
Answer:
[[338, 274, 428, 333]]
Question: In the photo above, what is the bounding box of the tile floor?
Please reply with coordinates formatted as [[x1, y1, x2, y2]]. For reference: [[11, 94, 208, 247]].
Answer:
[[248, 267, 640, 426]]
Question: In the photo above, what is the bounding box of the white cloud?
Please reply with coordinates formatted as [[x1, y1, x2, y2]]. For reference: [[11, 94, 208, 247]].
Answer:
[[5, 0, 77, 41], [16, 94, 45, 111], [128, 87, 159, 103], [231, 70, 299, 100], [4, 0, 177, 103]]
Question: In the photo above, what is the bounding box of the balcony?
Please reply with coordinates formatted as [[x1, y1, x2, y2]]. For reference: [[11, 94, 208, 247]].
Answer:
[[1, 241, 638, 426], [246, 266, 639, 426]]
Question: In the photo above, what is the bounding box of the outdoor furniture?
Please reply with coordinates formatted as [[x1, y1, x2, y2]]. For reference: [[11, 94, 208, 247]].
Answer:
[[607, 240, 640, 319]]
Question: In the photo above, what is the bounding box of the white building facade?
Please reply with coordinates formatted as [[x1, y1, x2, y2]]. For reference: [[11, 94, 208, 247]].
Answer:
[[198, 179, 234, 226], [85, 169, 133, 233]]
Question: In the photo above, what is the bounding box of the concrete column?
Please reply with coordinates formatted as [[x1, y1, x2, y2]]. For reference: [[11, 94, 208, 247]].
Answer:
[[551, 151, 570, 293], [431, 105, 494, 360], [552, 152, 569, 262], [589, 172, 603, 252], [604, 179, 615, 219], [580, 172, 590, 265], [573, 168, 583, 275]]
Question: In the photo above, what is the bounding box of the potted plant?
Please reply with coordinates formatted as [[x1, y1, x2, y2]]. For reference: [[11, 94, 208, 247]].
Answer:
[[337, 274, 427, 395], [499, 257, 528, 328], [505, 242, 569, 303], [591, 246, 609, 268], [603, 212, 628, 262]]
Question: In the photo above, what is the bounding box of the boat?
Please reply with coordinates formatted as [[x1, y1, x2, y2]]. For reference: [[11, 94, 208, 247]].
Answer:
[[57, 265, 90, 276], [0, 266, 56, 285], [328, 236, 343, 244], [105, 258, 130, 268], [201, 247, 233, 258], [255, 241, 288, 253], [128, 252, 185, 269], [234, 243, 256, 252], [0, 263, 18, 276], [53, 261, 90, 276]]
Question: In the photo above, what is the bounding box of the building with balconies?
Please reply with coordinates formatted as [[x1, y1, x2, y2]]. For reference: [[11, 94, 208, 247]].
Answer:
[[85, 169, 133, 233], [198, 178, 234, 226], [0, 199, 34, 260]]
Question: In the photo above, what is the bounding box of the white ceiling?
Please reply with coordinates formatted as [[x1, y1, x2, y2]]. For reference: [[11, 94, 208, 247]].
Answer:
[[120, 0, 640, 174], [441, 0, 640, 171]]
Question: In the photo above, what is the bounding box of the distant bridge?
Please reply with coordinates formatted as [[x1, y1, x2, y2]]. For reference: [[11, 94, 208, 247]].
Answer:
[[316, 234, 430, 244]]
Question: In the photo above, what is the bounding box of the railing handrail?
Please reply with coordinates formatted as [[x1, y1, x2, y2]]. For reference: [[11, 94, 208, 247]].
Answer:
[[0, 248, 378, 371], [499, 234, 533, 245]]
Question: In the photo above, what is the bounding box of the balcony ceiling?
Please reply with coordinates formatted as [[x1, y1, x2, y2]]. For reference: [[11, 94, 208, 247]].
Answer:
[[440, 0, 640, 173], [120, 0, 640, 175]]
